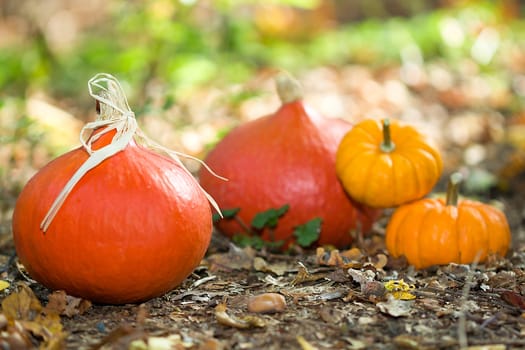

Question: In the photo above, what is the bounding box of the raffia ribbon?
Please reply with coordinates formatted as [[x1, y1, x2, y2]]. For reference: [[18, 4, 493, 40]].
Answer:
[[41, 73, 224, 232]]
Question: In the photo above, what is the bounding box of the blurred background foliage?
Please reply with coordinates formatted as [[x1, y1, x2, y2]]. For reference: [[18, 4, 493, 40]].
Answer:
[[1, 0, 523, 106]]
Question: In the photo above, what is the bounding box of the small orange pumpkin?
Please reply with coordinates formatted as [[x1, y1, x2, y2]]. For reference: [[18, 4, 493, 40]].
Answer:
[[385, 173, 511, 269], [335, 118, 443, 208]]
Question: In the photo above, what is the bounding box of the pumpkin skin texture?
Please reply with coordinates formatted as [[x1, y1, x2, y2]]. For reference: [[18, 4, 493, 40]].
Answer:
[[336, 118, 443, 208], [385, 174, 511, 269], [198, 75, 379, 248], [12, 131, 212, 304]]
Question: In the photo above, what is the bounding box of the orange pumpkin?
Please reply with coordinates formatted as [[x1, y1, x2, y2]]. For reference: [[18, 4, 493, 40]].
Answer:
[[12, 74, 213, 304], [385, 173, 511, 269], [336, 118, 443, 208], [199, 74, 379, 248]]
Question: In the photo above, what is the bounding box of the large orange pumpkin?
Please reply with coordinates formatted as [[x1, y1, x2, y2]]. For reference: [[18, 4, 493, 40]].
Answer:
[[385, 173, 511, 269], [12, 74, 213, 304], [336, 118, 443, 208], [199, 74, 379, 248]]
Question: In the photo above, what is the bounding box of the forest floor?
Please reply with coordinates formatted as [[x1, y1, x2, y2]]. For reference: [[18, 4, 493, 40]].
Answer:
[[0, 63, 525, 349]]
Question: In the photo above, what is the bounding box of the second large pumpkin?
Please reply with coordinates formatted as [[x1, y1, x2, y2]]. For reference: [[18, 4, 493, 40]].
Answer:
[[199, 75, 379, 248]]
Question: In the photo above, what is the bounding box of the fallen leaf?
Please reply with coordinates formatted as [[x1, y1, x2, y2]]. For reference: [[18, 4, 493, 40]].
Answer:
[[369, 253, 388, 270], [296, 335, 318, 350], [198, 338, 224, 350], [207, 245, 256, 272], [376, 295, 414, 317], [500, 290, 525, 310], [343, 337, 367, 350], [291, 262, 326, 285], [326, 269, 350, 283], [45, 290, 92, 317], [215, 303, 266, 329], [316, 248, 362, 268], [348, 268, 376, 287], [252, 257, 288, 276], [393, 334, 422, 349], [361, 281, 387, 300], [2, 284, 43, 321], [1, 284, 66, 349]]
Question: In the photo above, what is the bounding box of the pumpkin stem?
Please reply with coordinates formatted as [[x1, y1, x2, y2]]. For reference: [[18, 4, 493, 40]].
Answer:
[[275, 72, 303, 105], [445, 172, 463, 206], [380, 118, 396, 152]]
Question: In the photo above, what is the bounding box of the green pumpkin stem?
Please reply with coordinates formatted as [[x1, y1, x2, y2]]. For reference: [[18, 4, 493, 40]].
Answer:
[[445, 172, 463, 206], [380, 118, 396, 152], [276, 72, 303, 105]]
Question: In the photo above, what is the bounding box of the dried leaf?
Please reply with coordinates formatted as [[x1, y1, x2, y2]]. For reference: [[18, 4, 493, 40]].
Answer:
[[370, 254, 388, 270], [20, 312, 63, 344], [361, 281, 386, 300], [45, 290, 92, 317], [291, 262, 327, 285], [500, 290, 525, 310], [348, 269, 375, 286], [198, 338, 224, 350], [2, 284, 43, 321], [393, 334, 422, 349], [215, 303, 265, 329], [296, 335, 318, 350], [316, 248, 362, 268], [340, 248, 364, 261], [1, 284, 66, 349], [207, 245, 256, 272], [343, 337, 367, 350], [376, 295, 414, 317], [252, 257, 287, 276]]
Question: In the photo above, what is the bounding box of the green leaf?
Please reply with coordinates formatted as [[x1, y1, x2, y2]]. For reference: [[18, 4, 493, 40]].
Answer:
[[251, 205, 289, 230], [212, 208, 240, 223], [232, 234, 284, 250], [293, 217, 322, 247], [232, 235, 266, 250]]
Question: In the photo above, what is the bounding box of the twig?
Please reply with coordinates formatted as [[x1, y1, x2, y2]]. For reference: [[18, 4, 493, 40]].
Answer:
[[479, 312, 502, 329]]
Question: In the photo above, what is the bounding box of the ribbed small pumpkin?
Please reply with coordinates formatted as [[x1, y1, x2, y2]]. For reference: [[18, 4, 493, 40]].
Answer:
[[199, 74, 379, 248], [385, 173, 511, 269], [335, 118, 443, 208], [12, 74, 213, 304]]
